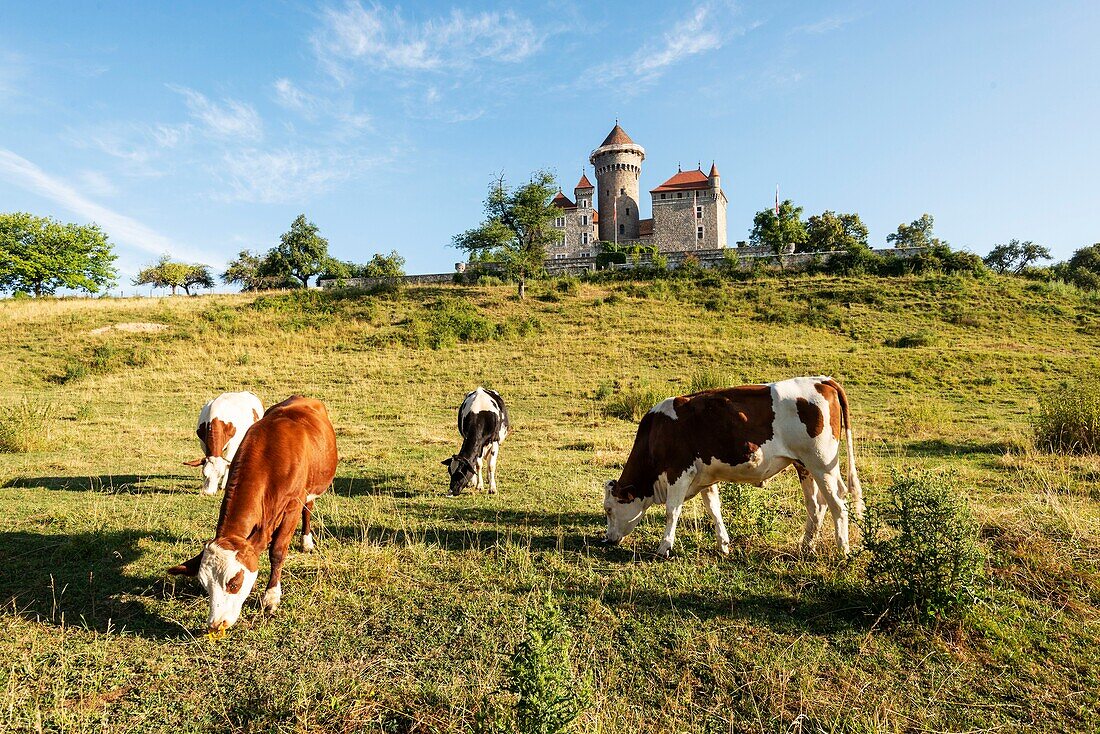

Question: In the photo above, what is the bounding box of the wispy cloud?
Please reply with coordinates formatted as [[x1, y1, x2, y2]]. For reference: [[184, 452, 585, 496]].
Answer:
[[272, 77, 372, 134], [794, 15, 855, 35], [312, 2, 542, 79], [215, 146, 390, 204], [594, 1, 749, 87], [0, 149, 217, 267], [169, 85, 263, 140], [85, 122, 191, 173]]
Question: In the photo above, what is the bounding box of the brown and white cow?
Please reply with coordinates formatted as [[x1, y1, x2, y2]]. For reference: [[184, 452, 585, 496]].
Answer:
[[603, 376, 862, 558], [168, 395, 337, 632], [184, 391, 264, 495]]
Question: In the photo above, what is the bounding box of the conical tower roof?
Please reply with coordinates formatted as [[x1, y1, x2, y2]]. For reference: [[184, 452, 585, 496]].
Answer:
[[709, 161, 720, 177], [576, 173, 594, 189], [599, 123, 634, 147]]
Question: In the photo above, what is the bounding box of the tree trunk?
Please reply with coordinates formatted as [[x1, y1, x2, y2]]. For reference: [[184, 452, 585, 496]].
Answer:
[[34, 282, 43, 298], [183, 285, 191, 296], [517, 275, 526, 300]]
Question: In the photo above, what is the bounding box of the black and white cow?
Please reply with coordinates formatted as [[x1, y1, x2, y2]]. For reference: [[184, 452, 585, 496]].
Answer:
[[603, 376, 862, 558], [442, 387, 510, 496]]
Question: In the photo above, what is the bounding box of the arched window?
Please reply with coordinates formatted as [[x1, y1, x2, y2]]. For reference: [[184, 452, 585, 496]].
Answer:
[[619, 224, 625, 235]]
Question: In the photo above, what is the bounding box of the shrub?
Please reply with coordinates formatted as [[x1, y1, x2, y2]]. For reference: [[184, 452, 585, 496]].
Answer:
[[57, 344, 150, 383], [1032, 381, 1100, 454], [861, 470, 985, 619], [477, 598, 591, 734], [0, 399, 53, 453], [886, 330, 938, 348], [723, 484, 780, 543], [554, 276, 580, 295], [603, 384, 668, 421]]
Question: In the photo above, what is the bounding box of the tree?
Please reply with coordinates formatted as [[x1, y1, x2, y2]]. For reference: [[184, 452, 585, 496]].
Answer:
[[222, 249, 293, 290], [134, 255, 214, 295], [360, 250, 406, 278], [803, 211, 869, 253], [261, 214, 330, 288], [983, 239, 1052, 274], [453, 171, 560, 299], [749, 199, 806, 254], [0, 212, 117, 297], [887, 214, 947, 250]]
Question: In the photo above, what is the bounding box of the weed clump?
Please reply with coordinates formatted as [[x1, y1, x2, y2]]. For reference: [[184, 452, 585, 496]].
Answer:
[[477, 598, 591, 734], [1032, 381, 1100, 454], [689, 369, 736, 393], [0, 400, 53, 453], [886, 330, 938, 348], [396, 298, 541, 349], [861, 470, 985, 619], [602, 384, 668, 421], [57, 344, 150, 384]]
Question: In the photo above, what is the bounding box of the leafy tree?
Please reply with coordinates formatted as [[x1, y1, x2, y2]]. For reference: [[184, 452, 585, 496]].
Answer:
[[261, 214, 331, 288], [453, 171, 560, 299], [134, 255, 214, 295], [803, 211, 869, 253], [983, 239, 1052, 274], [0, 212, 117, 297], [222, 249, 291, 290], [361, 250, 406, 278], [1067, 243, 1100, 274], [1050, 243, 1100, 290], [887, 214, 947, 249], [749, 199, 806, 254]]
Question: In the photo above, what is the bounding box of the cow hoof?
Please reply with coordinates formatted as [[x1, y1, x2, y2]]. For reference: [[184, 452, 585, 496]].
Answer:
[[301, 533, 315, 553], [261, 586, 281, 614], [717, 541, 730, 556], [655, 542, 673, 559]]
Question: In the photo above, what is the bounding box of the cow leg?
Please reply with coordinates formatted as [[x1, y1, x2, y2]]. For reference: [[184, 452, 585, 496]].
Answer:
[[300, 499, 316, 552], [813, 468, 850, 556], [796, 463, 827, 552], [656, 472, 692, 558], [262, 511, 299, 614], [486, 441, 500, 495], [700, 484, 730, 556]]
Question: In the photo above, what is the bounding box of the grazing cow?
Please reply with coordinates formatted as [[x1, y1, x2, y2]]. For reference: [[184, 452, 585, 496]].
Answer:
[[603, 376, 862, 558], [168, 396, 337, 632], [184, 391, 264, 495], [442, 387, 510, 496]]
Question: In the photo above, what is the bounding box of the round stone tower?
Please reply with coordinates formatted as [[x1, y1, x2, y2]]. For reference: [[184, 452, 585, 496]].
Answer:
[[589, 122, 645, 242]]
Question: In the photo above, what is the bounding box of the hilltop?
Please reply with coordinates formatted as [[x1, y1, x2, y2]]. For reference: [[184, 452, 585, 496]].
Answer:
[[2, 273, 1099, 732]]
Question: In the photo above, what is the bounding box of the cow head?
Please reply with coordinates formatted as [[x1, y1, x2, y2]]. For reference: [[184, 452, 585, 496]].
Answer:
[[183, 455, 231, 495], [602, 480, 650, 545], [441, 455, 477, 495], [167, 537, 259, 632]]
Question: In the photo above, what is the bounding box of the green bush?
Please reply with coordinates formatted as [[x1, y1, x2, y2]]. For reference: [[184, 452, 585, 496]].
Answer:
[[392, 298, 541, 350], [689, 369, 735, 393], [603, 385, 668, 421], [861, 470, 985, 619], [57, 344, 150, 383], [0, 399, 53, 453], [886, 330, 938, 348], [554, 276, 580, 295], [477, 598, 591, 734], [1032, 381, 1100, 454]]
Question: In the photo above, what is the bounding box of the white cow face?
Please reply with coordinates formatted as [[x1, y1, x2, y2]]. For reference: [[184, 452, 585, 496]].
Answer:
[[603, 480, 648, 545], [184, 456, 231, 495], [167, 539, 259, 632]]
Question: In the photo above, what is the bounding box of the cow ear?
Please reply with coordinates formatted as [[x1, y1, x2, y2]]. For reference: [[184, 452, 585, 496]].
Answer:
[[236, 546, 259, 573], [167, 550, 203, 576], [182, 457, 204, 467], [441, 458, 452, 467]]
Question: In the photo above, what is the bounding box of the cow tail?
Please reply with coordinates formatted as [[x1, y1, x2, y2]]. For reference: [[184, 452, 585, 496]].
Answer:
[[827, 378, 863, 519]]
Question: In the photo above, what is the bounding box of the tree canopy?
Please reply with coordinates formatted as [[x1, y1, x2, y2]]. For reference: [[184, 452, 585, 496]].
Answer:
[[222, 249, 296, 290], [803, 211, 869, 253], [749, 199, 806, 255], [260, 214, 331, 288], [453, 171, 560, 298], [134, 256, 215, 295], [983, 240, 1052, 274], [887, 214, 948, 250], [0, 212, 117, 297]]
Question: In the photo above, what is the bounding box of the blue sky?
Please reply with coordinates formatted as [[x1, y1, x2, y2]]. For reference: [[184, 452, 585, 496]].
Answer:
[[2, 0, 1098, 289]]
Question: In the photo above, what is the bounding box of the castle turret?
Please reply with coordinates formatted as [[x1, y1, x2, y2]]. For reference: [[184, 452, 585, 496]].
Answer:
[[589, 123, 645, 243], [708, 161, 720, 190]]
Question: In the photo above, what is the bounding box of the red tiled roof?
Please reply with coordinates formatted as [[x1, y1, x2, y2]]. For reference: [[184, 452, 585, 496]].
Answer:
[[551, 191, 576, 209], [575, 173, 594, 189], [650, 168, 711, 193], [638, 218, 654, 236], [599, 123, 634, 147], [592, 210, 599, 223]]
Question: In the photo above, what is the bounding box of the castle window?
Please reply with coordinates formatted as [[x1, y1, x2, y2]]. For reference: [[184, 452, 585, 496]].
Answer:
[[554, 216, 565, 227], [677, 192, 683, 198], [620, 188, 625, 195], [582, 232, 589, 245], [696, 206, 702, 219], [581, 215, 588, 226], [661, 193, 666, 199], [626, 208, 631, 216], [619, 224, 625, 235], [697, 226, 704, 240]]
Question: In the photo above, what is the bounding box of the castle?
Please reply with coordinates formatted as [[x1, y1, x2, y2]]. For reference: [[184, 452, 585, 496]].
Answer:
[[546, 123, 728, 261]]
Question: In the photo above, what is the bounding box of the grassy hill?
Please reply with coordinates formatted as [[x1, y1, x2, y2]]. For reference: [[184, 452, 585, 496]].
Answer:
[[2, 273, 1099, 733]]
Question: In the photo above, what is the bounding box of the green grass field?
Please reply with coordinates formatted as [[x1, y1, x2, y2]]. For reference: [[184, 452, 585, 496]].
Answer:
[[2, 273, 1099, 733]]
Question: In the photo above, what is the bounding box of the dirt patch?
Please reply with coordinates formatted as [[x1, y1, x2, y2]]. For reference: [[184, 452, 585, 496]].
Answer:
[[88, 322, 169, 335]]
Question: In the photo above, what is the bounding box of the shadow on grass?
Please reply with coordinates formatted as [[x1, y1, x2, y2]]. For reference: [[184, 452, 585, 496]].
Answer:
[[331, 471, 418, 498], [904, 439, 1013, 458], [3, 474, 189, 494], [0, 529, 194, 639]]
